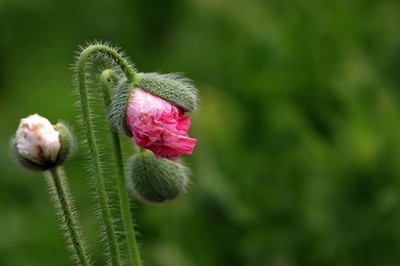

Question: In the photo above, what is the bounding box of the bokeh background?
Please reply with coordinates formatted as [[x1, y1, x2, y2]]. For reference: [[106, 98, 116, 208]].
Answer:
[[1, 0, 400, 265]]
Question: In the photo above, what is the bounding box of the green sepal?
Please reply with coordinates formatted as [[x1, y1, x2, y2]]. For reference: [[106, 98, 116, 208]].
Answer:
[[54, 122, 76, 166], [136, 73, 199, 112], [128, 150, 189, 203], [108, 80, 133, 137], [9, 138, 50, 171]]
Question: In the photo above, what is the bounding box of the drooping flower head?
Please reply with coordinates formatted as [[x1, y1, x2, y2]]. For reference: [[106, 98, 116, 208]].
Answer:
[[126, 88, 197, 160]]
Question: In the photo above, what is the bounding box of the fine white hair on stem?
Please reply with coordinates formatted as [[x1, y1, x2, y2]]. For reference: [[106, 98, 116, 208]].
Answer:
[[72, 42, 128, 264], [44, 167, 94, 266]]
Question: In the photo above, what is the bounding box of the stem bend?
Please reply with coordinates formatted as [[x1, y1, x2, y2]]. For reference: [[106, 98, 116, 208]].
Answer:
[[75, 44, 142, 266]]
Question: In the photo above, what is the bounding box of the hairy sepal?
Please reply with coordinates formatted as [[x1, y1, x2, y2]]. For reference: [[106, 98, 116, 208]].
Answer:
[[128, 150, 189, 203], [137, 73, 199, 112], [108, 79, 133, 137]]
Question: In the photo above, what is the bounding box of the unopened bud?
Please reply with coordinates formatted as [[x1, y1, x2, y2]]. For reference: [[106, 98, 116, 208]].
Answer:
[[11, 114, 76, 171], [128, 150, 189, 203]]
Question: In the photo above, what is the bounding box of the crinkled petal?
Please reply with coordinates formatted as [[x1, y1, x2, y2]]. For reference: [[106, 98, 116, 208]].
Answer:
[[126, 88, 197, 159]]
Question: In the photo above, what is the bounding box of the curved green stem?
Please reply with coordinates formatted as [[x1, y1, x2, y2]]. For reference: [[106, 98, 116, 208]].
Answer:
[[79, 44, 137, 84], [76, 44, 141, 266], [45, 167, 93, 266], [76, 46, 125, 266], [101, 69, 142, 266]]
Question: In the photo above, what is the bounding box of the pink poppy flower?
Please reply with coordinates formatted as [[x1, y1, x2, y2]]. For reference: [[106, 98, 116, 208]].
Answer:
[[126, 88, 197, 160]]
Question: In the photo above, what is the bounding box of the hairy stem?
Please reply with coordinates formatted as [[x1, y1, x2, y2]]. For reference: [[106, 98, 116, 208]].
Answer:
[[79, 44, 137, 83], [45, 167, 93, 266], [76, 44, 141, 266], [76, 47, 124, 266], [101, 69, 142, 266]]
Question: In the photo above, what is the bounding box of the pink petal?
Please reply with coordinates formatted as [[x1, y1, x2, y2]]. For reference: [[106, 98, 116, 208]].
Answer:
[[126, 88, 197, 159]]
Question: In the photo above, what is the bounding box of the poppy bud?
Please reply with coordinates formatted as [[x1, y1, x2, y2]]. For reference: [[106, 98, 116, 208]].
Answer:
[[128, 150, 189, 203], [11, 114, 75, 171]]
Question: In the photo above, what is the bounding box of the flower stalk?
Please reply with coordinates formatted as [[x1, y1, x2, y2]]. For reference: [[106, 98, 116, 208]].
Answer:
[[75, 44, 142, 266], [45, 167, 93, 266], [11, 114, 92, 265], [100, 69, 142, 266]]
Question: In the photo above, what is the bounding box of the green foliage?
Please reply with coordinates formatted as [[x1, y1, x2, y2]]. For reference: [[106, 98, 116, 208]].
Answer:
[[1, 0, 400, 265]]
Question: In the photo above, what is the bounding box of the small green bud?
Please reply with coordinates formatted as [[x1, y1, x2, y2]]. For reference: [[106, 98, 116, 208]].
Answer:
[[136, 73, 199, 112], [10, 114, 76, 171], [128, 150, 189, 202]]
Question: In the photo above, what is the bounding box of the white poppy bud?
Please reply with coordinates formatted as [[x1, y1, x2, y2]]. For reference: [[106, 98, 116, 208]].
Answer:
[[16, 114, 61, 164], [11, 114, 75, 171]]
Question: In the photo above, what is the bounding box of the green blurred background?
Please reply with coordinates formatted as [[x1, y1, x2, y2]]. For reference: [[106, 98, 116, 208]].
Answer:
[[1, 0, 400, 265]]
